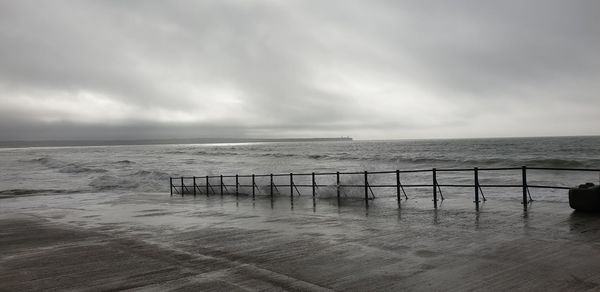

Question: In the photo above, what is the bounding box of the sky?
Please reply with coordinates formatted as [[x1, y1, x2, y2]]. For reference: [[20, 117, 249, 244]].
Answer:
[[1, 1, 599, 141]]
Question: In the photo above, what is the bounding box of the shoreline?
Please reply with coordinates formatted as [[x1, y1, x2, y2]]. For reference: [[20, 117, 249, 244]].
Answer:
[[2, 192, 600, 290]]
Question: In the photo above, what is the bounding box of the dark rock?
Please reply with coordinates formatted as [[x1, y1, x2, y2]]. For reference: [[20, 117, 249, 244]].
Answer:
[[569, 185, 600, 211]]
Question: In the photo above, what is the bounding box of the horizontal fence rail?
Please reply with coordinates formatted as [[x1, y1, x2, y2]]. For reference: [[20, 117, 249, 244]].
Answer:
[[169, 166, 600, 210]]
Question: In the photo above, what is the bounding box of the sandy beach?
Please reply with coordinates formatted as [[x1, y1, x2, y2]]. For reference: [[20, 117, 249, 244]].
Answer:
[[2, 192, 600, 291]]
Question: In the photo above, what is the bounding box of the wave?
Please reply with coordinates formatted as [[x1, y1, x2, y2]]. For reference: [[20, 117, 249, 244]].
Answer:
[[89, 175, 138, 190], [195, 150, 239, 156], [519, 158, 589, 169], [392, 157, 595, 169], [88, 170, 171, 192], [28, 157, 108, 174], [259, 153, 296, 158], [59, 164, 108, 174], [0, 189, 73, 197], [284, 153, 598, 169], [449, 157, 596, 169], [164, 150, 188, 154], [160, 148, 600, 169], [130, 170, 170, 178], [28, 157, 62, 167], [307, 154, 329, 160]]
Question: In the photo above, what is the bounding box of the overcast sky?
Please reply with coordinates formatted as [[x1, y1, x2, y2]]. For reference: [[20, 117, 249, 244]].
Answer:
[[1, 1, 599, 140]]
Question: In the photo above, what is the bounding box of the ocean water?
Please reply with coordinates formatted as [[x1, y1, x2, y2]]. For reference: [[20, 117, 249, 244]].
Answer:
[[1, 136, 599, 202]]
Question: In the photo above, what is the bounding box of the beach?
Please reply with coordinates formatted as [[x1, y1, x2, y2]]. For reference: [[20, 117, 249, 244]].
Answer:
[[2, 192, 600, 291], [2, 138, 600, 290], [3, 0, 600, 289]]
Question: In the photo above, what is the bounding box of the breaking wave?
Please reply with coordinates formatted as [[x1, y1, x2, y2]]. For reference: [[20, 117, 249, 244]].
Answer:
[[89, 175, 138, 190], [88, 170, 170, 192], [28, 157, 108, 174]]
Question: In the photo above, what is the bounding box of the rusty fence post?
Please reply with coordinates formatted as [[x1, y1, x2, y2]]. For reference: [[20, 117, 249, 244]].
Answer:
[[205, 176, 209, 196], [474, 167, 480, 205], [396, 170, 400, 206], [180, 177, 184, 197], [220, 175, 223, 196], [336, 171, 340, 201], [432, 168, 437, 208], [270, 174, 274, 200], [364, 171, 369, 208], [290, 173, 294, 202], [193, 176, 197, 197], [312, 172, 316, 199], [252, 174, 256, 199], [522, 166, 528, 209]]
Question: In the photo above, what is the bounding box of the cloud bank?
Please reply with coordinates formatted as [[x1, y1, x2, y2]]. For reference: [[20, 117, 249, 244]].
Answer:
[[1, 0, 599, 140]]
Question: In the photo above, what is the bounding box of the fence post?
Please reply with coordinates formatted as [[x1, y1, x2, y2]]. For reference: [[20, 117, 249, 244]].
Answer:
[[290, 173, 294, 201], [169, 177, 173, 196], [235, 174, 239, 198], [432, 168, 437, 208], [364, 171, 369, 208], [252, 174, 256, 199], [193, 176, 197, 197], [206, 176, 209, 196], [336, 171, 340, 201], [474, 167, 479, 205], [522, 166, 528, 209], [312, 172, 316, 199], [396, 170, 401, 206], [220, 175, 223, 196], [180, 177, 184, 197], [270, 174, 274, 200]]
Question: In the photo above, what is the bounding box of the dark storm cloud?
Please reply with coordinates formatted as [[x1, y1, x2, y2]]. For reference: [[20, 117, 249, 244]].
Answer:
[[0, 0, 599, 140]]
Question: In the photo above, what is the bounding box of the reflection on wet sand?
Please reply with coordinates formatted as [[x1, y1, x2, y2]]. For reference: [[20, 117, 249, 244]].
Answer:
[[2, 192, 600, 290]]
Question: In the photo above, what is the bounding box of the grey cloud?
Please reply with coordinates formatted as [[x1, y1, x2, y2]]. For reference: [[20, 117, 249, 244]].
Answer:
[[0, 0, 599, 140]]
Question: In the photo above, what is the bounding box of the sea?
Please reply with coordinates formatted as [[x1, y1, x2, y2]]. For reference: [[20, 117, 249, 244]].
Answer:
[[1, 136, 599, 203]]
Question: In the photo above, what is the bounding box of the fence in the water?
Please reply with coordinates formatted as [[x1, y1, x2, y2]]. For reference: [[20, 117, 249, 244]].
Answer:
[[169, 166, 600, 210]]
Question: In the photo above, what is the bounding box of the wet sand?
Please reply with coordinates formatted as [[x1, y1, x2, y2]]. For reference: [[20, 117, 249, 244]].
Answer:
[[2, 192, 600, 291]]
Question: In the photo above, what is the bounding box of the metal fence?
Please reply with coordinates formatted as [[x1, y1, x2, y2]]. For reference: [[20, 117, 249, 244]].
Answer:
[[169, 166, 600, 210]]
